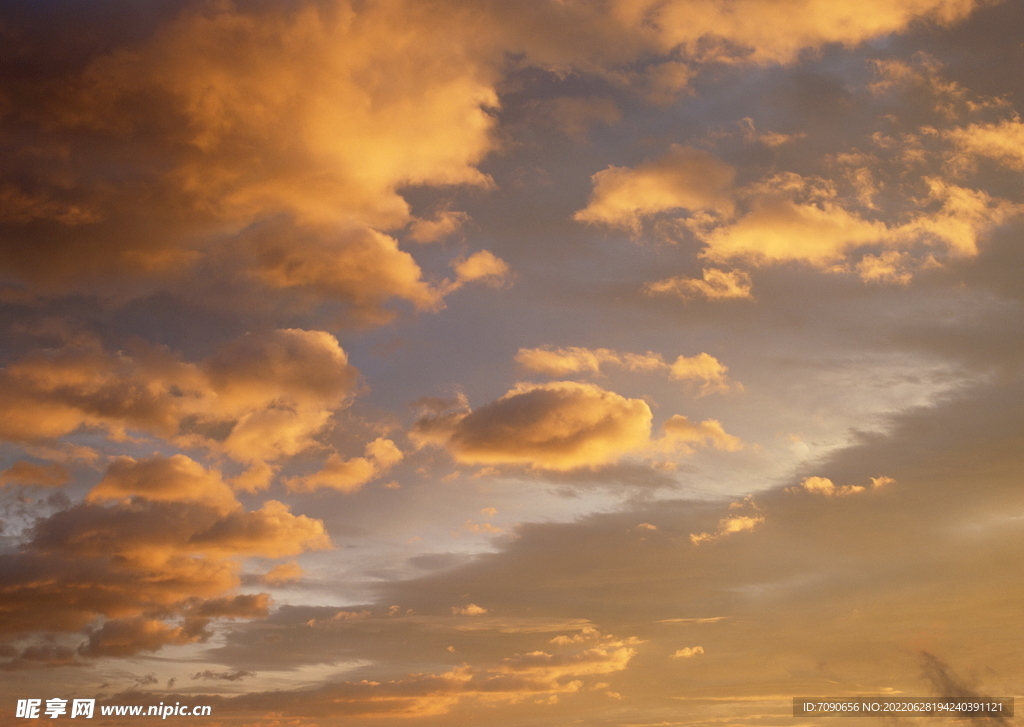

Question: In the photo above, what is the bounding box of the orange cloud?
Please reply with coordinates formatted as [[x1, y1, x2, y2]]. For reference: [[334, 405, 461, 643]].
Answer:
[[645, 267, 753, 301], [516, 346, 737, 394], [88, 454, 239, 513], [0, 454, 327, 642], [0, 461, 69, 487], [412, 381, 743, 471], [788, 475, 893, 496], [215, 630, 638, 718], [946, 119, 1024, 172], [285, 438, 403, 493], [690, 497, 764, 545], [77, 617, 204, 658], [574, 145, 735, 233], [647, 0, 985, 64], [258, 561, 304, 586], [0, 329, 404, 493], [662, 415, 743, 453], [411, 381, 654, 471]]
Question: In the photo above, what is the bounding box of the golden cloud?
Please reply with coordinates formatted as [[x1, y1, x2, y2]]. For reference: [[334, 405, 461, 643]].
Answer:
[[88, 454, 239, 514], [574, 145, 736, 232], [411, 381, 654, 471], [645, 267, 754, 301], [0, 461, 70, 487], [946, 119, 1024, 172], [661, 415, 743, 453], [0, 454, 327, 642], [578, 148, 1020, 278], [217, 629, 638, 718], [412, 381, 743, 470], [285, 438, 403, 493], [0, 329, 387, 480], [689, 497, 764, 545], [787, 475, 893, 496], [516, 346, 737, 394], [648, 0, 985, 63], [0, 0, 510, 322]]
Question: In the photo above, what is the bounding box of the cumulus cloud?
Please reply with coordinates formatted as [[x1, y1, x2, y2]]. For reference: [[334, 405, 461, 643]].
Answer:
[[88, 454, 239, 513], [257, 561, 304, 586], [946, 119, 1024, 172], [580, 153, 1020, 278], [672, 646, 705, 658], [645, 267, 754, 301], [0, 0, 992, 321], [285, 438, 403, 493], [452, 604, 489, 616], [689, 498, 764, 545], [0, 456, 327, 642], [450, 250, 512, 288], [411, 381, 654, 471], [239, 222, 445, 317], [412, 381, 743, 471], [0, 461, 69, 487], [646, 0, 985, 64], [516, 346, 737, 394], [661, 415, 744, 453], [0, 329, 400, 492], [574, 145, 736, 233], [78, 617, 204, 658], [0, 0, 515, 324], [787, 475, 892, 496]]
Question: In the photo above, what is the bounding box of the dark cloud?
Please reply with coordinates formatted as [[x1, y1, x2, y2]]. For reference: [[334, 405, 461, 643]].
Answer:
[[191, 669, 255, 682]]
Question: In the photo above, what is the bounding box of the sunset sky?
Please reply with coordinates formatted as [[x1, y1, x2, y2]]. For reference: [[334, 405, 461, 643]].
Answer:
[[2, 0, 1024, 724]]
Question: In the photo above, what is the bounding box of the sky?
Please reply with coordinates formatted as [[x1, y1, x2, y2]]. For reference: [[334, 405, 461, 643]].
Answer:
[[1, 0, 1024, 725]]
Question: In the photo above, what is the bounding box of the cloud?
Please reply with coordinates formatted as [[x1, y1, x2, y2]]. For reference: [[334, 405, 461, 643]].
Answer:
[[78, 617, 203, 658], [0, 329, 402, 491], [452, 604, 489, 616], [701, 189, 888, 266], [450, 250, 512, 288], [0, 0, 994, 322], [946, 119, 1024, 172], [662, 415, 744, 454], [0, 643, 83, 672], [201, 629, 639, 718], [411, 381, 654, 471], [285, 438, 403, 493], [920, 652, 1010, 726], [672, 646, 705, 658], [647, 0, 986, 64], [88, 454, 238, 513], [258, 561, 304, 586], [689, 497, 764, 545], [578, 146, 1020, 281], [516, 346, 737, 394], [407, 208, 471, 243], [574, 145, 736, 233], [412, 381, 744, 471], [0, 0, 512, 325], [0, 462, 327, 639], [645, 268, 754, 301], [239, 222, 445, 317], [787, 475, 891, 496], [0, 461, 69, 487], [192, 669, 256, 682]]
